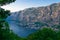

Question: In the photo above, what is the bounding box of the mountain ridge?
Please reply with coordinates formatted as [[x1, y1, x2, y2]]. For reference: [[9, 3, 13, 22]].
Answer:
[[7, 2, 60, 29]]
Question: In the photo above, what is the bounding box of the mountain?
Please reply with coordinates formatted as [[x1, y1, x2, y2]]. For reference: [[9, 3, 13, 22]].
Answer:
[[7, 3, 60, 29]]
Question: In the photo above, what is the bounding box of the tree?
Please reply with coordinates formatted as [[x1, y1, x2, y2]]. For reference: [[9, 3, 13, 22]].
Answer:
[[27, 28, 58, 40], [0, 0, 15, 40], [0, 0, 27, 40], [0, 0, 15, 6]]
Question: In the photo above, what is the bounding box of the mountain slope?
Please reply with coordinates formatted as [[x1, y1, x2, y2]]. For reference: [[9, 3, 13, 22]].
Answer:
[[7, 3, 60, 29]]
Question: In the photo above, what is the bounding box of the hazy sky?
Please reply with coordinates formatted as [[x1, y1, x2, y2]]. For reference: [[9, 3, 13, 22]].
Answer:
[[1, 0, 60, 12]]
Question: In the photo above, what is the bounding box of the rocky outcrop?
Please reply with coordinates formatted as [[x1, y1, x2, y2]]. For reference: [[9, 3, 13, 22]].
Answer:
[[7, 3, 60, 29]]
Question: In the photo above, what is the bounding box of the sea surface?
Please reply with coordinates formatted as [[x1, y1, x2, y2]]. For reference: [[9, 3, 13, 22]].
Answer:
[[7, 20, 36, 37]]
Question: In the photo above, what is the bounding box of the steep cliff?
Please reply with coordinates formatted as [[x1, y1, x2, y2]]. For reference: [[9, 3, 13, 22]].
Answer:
[[7, 3, 60, 29]]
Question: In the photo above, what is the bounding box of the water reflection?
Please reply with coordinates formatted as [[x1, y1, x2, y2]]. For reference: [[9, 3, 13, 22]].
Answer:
[[8, 21, 36, 37]]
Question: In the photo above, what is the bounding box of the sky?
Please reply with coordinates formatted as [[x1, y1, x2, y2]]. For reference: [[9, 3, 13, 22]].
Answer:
[[1, 0, 60, 12]]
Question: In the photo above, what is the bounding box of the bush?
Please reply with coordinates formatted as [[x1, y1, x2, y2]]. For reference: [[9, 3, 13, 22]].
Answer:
[[27, 28, 60, 40]]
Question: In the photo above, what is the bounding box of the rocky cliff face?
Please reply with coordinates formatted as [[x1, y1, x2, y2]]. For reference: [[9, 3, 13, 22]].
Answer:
[[7, 3, 60, 29]]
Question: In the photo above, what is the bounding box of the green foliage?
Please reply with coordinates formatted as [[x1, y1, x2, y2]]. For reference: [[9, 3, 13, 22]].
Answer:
[[52, 24, 60, 29], [7, 31, 27, 40], [0, 0, 16, 6], [0, 0, 23, 40], [35, 22, 48, 27], [0, 8, 10, 19], [27, 28, 60, 40], [0, 8, 10, 40], [0, 0, 27, 40]]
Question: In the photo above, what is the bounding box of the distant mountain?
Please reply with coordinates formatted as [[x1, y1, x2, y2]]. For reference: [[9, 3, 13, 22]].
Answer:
[[7, 3, 60, 29]]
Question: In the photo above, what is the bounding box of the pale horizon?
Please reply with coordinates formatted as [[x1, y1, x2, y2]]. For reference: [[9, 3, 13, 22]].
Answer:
[[1, 0, 60, 12]]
